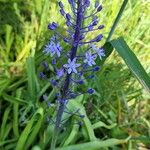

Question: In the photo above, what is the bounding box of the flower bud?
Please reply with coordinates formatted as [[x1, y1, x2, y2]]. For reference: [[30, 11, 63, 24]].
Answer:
[[97, 5, 102, 12], [48, 22, 58, 30], [87, 88, 95, 94], [58, 1, 64, 9]]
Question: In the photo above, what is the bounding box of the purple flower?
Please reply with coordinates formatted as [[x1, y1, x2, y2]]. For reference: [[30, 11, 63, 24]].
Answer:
[[51, 79, 57, 86], [88, 25, 94, 31], [84, 51, 97, 66], [68, 0, 74, 5], [93, 66, 100, 71], [43, 41, 54, 55], [63, 58, 81, 74], [88, 74, 95, 79], [53, 42, 62, 57], [48, 22, 58, 30], [97, 5, 102, 12], [84, 0, 90, 7], [96, 48, 105, 60], [43, 41, 62, 57], [98, 25, 105, 29], [51, 35, 57, 41], [97, 48, 105, 59], [58, 1, 64, 9], [87, 88, 95, 94], [56, 68, 64, 78], [66, 13, 71, 20], [66, 20, 72, 27], [92, 16, 98, 26], [63, 37, 69, 43], [95, 34, 103, 42], [52, 58, 56, 65], [78, 80, 84, 84], [90, 44, 105, 60], [39, 72, 46, 79], [60, 9, 65, 16]]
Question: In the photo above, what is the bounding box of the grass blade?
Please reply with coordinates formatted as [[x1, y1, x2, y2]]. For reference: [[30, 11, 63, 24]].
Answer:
[[106, 0, 128, 42], [25, 108, 44, 149], [2, 93, 28, 105], [0, 106, 11, 140], [110, 37, 150, 93], [13, 89, 22, 138], [16, 108, 44, 150], [26, 57, 40, 102], [56, 137, 131, 150]]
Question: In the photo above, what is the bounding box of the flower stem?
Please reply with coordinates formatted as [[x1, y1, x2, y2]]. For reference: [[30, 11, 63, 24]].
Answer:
[[50, 102, 65, 150], [50, 1, 83, 149]]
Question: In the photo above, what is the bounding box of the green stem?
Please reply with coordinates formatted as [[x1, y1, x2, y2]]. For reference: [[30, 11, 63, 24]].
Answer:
[[106, 0, 128, 42], [50, 102, 65, 150]]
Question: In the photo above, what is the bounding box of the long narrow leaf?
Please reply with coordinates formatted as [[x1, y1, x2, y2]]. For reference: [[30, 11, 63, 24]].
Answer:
[[106, 0, 128, 42], [16, 108, 43, 150], [110, 37, 150, 93], [56, 137, 131, 150], [26, 57, 40, 102]]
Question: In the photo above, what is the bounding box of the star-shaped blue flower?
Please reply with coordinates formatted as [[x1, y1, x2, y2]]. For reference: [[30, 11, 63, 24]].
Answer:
[[43, 41, 62, 57], [63, 58, 81, 74], [96, 48, 105, 60], [84, 51, 97, 66], [56, 68, 64, 78], [90, 44, 105, 60]]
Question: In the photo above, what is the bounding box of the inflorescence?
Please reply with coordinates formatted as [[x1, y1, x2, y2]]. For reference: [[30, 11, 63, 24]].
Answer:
[[40, 0, 105, 148]]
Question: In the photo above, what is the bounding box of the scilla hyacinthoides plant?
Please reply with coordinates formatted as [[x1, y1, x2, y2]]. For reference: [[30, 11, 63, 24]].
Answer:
[[38, 0, 150, 149], [43, 0, 105, 149]]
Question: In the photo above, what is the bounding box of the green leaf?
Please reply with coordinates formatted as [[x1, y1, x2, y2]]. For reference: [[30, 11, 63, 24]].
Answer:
[[100, 42, 113, 65], [26, 57, 40, 102], [16, 108, 44, 150], [92, 121, 117, 130], [56, 137, 131, 150], [25, 109, 44, 149], [0, 106, 11, 139], [63, 122, 79, 146], [0, 139, 17, 147], [106, 0, 128, 42], [5, 25, 14, 55], [67, 96, 97, 141], [37, 0, 49, 37], [13, 89, 22, 138], [110, 37, 150, 93], [2, 93, 28, 105]]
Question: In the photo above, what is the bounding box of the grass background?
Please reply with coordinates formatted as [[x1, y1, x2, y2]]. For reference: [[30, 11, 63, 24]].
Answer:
[[0, 0, 150, 149]]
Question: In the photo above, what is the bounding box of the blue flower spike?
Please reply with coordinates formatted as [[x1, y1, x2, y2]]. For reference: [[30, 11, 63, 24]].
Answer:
[[41, 1, 105, 149]]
